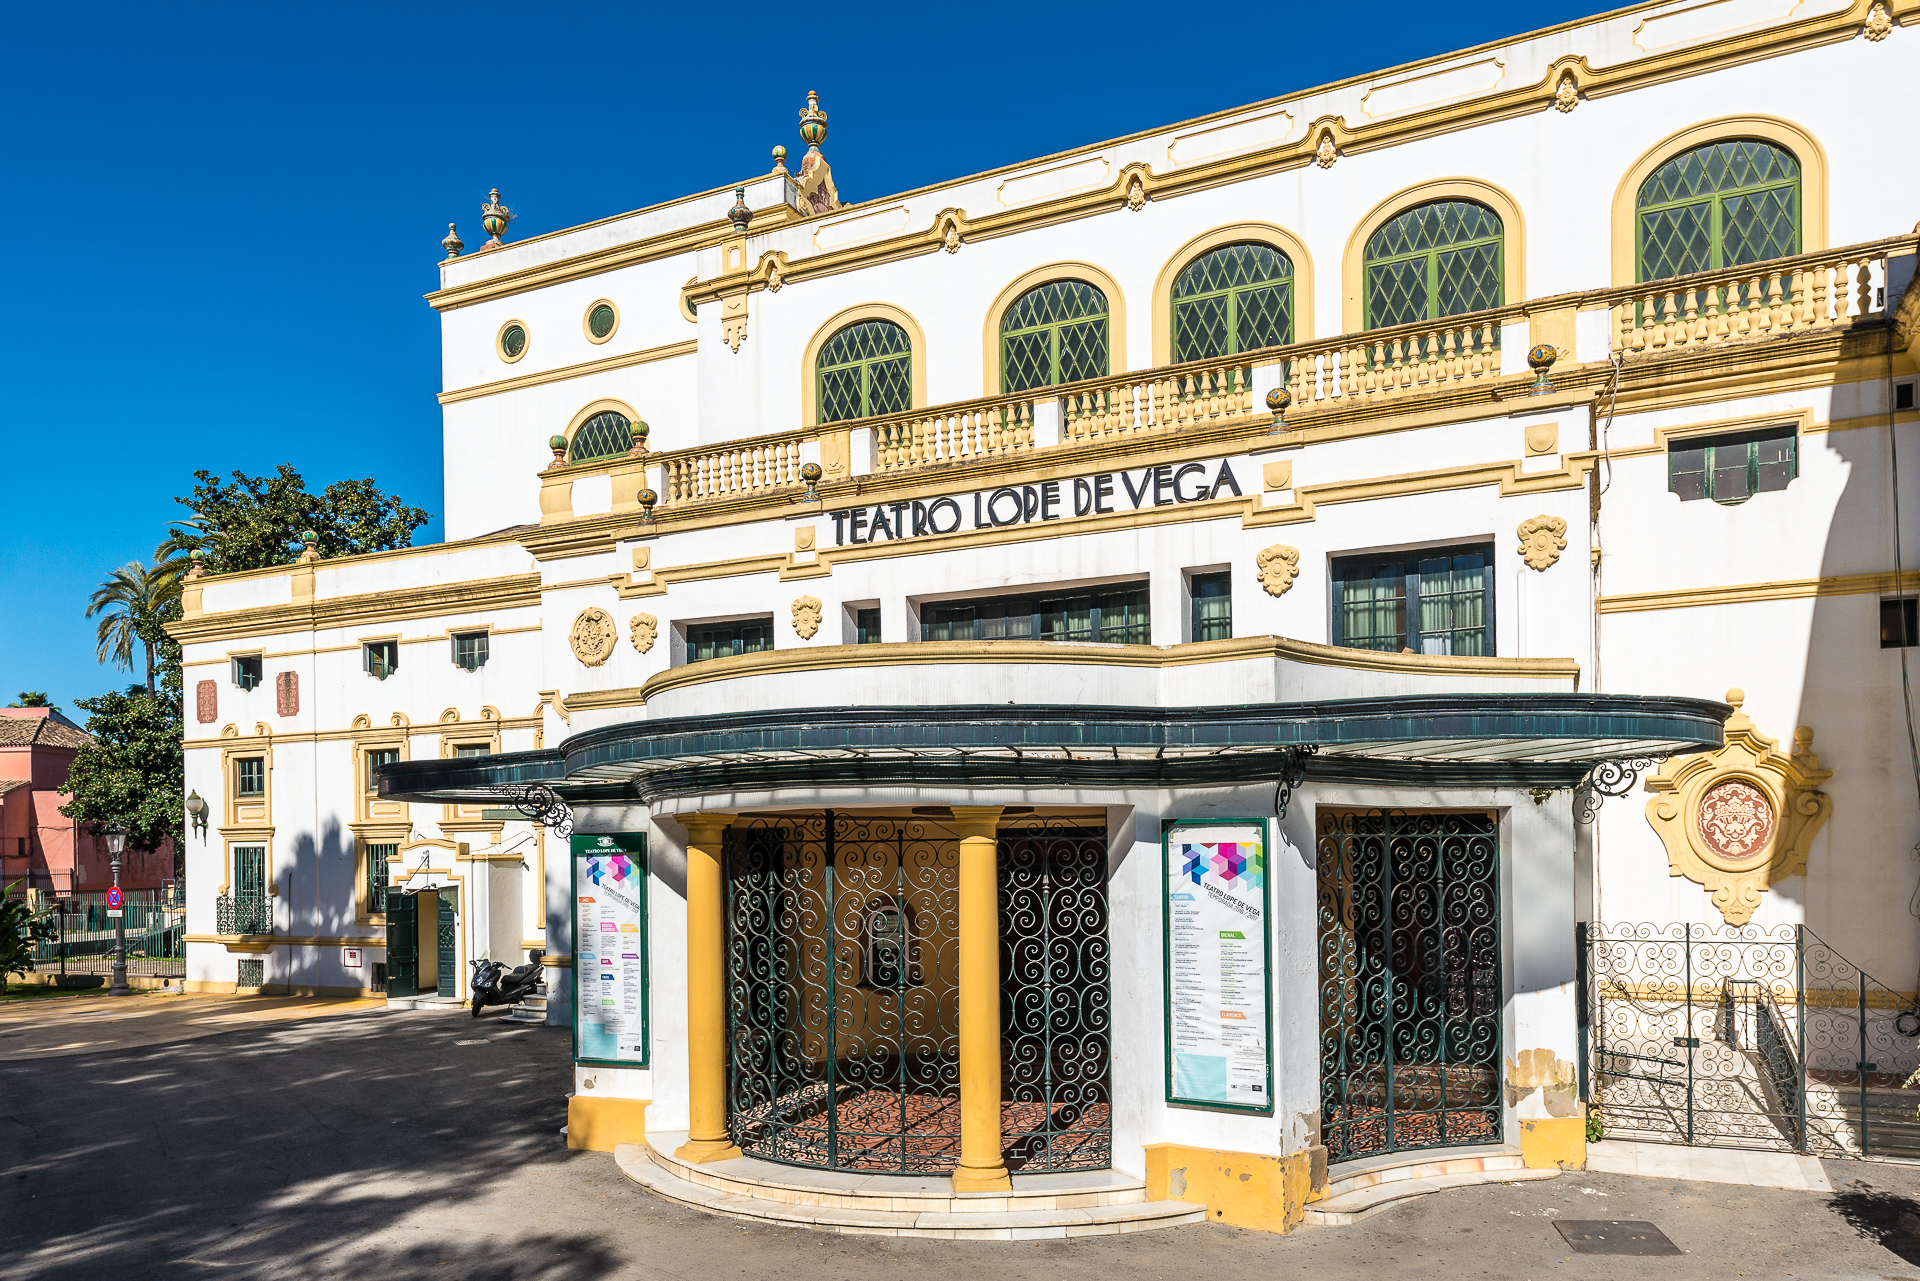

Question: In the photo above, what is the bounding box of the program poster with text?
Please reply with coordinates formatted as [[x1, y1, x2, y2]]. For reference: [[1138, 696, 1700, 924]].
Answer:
[[1163, 819, 1272, 1112], [573, 832, 649, 1067]]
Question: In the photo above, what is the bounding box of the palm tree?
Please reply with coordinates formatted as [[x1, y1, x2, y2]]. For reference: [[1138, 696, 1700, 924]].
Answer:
[[152, 517, 213, 587], [86, 562, 178, 694]]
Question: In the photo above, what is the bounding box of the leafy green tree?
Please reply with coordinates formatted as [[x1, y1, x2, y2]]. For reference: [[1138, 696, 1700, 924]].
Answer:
[[6, 693, 52, 709], [164, 465, 432, 576], [60, 687, 184, 875], [86, 562, 180, 695], [0, 884, 55, 992]]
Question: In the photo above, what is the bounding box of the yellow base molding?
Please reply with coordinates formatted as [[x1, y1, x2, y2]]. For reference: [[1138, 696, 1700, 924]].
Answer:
[[1143, 1143, 1312, 1234], [567, 1096, 650, 1152], [1517, 1117, 1587, 1171], [183, 980, 381, 998], [671, 1135, 743, 1164]]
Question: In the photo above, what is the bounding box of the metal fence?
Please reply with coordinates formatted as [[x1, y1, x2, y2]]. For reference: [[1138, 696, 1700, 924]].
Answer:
[[32, 901, 186, 979], [1580, 921, 1920, 1158]]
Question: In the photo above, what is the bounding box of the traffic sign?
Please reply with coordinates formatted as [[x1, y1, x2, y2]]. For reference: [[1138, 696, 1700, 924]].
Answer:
[[106, 887, 123, 910]]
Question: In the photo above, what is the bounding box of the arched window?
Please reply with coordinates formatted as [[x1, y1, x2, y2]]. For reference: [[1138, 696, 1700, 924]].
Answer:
[[816, 320, 912, 423], [1636, 140, 1800, 281], [999, 280, 1109, 393], [1172, 243, 1294, 363], [1363, 201, 1504, 330], [569, 410, 633, 463]]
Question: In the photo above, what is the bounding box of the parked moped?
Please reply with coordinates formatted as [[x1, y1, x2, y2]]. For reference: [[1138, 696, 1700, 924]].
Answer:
[[469, 950, 546, 1016]]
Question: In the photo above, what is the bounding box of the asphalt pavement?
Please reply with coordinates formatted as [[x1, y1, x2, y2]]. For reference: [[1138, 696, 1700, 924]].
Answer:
[[6, 991, 1920, 1280]]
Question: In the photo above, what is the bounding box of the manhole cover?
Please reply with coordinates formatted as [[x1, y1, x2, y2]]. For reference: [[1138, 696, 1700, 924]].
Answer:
[[1554, 1221, 1682, 1256]]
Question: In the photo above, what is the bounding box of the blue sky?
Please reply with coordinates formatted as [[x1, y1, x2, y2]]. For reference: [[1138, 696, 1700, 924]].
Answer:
[[0, 0, 1603, 711]]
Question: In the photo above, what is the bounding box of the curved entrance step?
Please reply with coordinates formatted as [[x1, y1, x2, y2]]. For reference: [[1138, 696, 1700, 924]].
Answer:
[[1305, 1143, 1561, 1226], [616, 1132, 1205, 1238]]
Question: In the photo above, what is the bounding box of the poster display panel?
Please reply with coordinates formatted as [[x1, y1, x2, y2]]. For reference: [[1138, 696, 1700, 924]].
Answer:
[[572, 832, 649, 1067], [1162, 818, 1273, 1112]]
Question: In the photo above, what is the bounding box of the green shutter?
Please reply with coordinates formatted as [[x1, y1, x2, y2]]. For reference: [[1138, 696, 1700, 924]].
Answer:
[[385, 893, 417, 997]]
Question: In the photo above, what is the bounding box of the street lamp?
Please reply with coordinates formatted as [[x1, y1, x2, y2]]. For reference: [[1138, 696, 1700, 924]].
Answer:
[[102, 826, 130, 997], [184, 791, 208, 840]]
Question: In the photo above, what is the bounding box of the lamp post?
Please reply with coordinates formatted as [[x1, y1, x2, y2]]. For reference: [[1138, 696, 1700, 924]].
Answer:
[[103, 826, 130, 997]]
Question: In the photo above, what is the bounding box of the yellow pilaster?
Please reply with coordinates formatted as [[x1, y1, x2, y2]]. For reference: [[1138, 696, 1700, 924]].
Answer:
[[951, 805, 1009, 1193], [674, 813, 742, 1165]]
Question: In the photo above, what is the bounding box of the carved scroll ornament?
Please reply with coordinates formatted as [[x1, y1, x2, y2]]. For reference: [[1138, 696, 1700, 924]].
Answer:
[[570, 607, 618, 668], [791, 595, 823, 640], [1256, 544, 1300, 597], [1644, 688, 1832, 925]]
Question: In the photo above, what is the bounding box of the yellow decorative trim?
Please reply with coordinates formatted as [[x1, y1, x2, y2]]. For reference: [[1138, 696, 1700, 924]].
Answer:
[[1645, 688, 1832, 926], [1610, 115, 1829, 287], [981, 262, 1128, 396], [563, 686, 648, 713], [496, 318, 529, 364], [1152, 222, 1317, 361], [438, 339, 698, 405], [1342, 178, 1526, 333], [799, 303, 930, 427], [637, 636, 1579, 703], [1598, 569, 1920, 614], [167, 574, 542, 646], [540, 955, 574, 968], [1247, 453, 1593, 526], [582, 298, 620, 345], [185, 935, 387, 947]]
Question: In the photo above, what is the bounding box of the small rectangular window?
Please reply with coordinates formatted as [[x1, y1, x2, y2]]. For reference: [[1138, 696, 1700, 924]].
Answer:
[[365, 748, 399, 795], [451, 631, 489, 671], [856, 609, 882, 645], [235, 757, 266, 798], [1897, 381, 1916, 412], [1332, 545, 1493, 656], [919, 584, 1150, 644], [1192, 573, 1232, 642], [363, 641, 399, 680], [455, 743, 492, 758], [366, 843, 396, 913], [688, 619, 774, 662], [1669, 426, 1797, 504], [232, 655, 263, 692], [1883, 598, 1919, 649]]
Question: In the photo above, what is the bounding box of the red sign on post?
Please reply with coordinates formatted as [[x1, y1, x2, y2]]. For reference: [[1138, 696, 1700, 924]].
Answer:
[[106, 887, 123, 910]]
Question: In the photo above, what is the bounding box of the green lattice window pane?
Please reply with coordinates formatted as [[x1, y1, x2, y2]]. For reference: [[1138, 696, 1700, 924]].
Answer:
[[1636, 140, 1800, 282], [1002, 330, 1054, 394], [1173, 296, 1229, 363], [1722, 189, 1798, 268], [817, 320, 913, 423], [1235, 283, 1292, 354], [1639, 204, 1714, 281], [1367, 259, 1428, 331], [1058, 321, 1107, 384], [1338, 563, 1407, 652], [1000, 280, 1109, 391], [569, 410, 632, 462], [1436, 242, 1503, 316], [1174, 243, 1290, 297], [819, 366, 863, 423], [1415, 552, 1487, 656], [866, 356, 911, 416], [367, 843, 395, 913]]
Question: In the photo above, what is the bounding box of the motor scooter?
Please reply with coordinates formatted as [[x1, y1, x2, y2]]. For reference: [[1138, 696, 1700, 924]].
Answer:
[[469, 950, 546, 1016]]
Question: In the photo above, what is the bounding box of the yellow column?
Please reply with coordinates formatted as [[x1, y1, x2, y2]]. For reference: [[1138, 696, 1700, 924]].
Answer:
[[951, 805, 1009, 1192], [674, 813, 742, 1164]]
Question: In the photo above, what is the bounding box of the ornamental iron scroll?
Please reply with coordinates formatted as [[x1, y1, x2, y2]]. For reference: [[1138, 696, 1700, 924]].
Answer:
[[1274, 744, 1318, 819], [472, 783, 574, 838], [1643, 688, 1831, 925], [1573, 757, 1661, 825]]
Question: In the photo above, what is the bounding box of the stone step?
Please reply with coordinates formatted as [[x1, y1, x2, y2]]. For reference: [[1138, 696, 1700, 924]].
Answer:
[[644, 1132, 1148, 1211], [614, 1144, 1204, 1239], [1305, 1166, 1562, 1227], [1320, 1143, 1529, 1201]]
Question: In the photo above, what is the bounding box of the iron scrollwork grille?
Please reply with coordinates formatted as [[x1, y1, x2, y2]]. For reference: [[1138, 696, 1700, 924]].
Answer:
[[724, 812, 963, 1173], [1583, 921, 1920, 1157], [1572, 757, 1660, 825], [998, 819, 1112, 1173], [1317, 809, 1501, 1163]]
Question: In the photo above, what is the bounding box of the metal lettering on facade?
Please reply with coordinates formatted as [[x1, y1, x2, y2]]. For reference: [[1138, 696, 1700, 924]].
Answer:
[[827, 460, 1243, 546]]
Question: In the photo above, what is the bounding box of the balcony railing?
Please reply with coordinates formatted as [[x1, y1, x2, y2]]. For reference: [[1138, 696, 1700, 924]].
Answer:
[[215, 892, 269, 936], [542, 234, 1911, 524]]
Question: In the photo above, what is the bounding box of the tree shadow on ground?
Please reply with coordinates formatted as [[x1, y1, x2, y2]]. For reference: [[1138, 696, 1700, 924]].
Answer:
[[1828, 1188, 1920, 1266]]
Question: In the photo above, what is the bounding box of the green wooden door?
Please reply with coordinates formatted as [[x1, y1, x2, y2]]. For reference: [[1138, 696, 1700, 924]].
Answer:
[[386, 893, 418, 997], [436, 887, 457, 998]]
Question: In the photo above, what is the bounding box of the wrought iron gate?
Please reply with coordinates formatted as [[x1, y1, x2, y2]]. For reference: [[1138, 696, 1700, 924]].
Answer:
[[1581, 922, 1920, 1157], [723, 811, 1111, 1174], [1317, 809, 1502, 1162]]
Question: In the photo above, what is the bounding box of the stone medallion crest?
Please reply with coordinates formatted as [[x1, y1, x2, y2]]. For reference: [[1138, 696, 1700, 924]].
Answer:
[[1256, 545, 1300, 597], [569, 607, 617, 667], [629, 612, 658, 654], [791, 595, 823, 640], [1516, 514, 1569, 571], [1696, 779, 1775, 860]]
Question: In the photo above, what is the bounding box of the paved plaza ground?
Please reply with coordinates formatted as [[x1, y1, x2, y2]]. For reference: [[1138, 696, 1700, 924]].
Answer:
[[6, 991, 1920, 1280]]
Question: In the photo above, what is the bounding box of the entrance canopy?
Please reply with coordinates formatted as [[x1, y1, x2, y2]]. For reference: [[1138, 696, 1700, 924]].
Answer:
[[377, 694, 1729, 805]]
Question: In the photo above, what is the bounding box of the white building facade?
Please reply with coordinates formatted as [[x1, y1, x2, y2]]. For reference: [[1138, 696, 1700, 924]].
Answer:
[[173, 0, 1920, 1234]]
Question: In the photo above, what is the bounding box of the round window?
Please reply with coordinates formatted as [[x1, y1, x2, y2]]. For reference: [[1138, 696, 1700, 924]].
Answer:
[[587, 302, 618, 341], [498, 322, 528, 362]]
